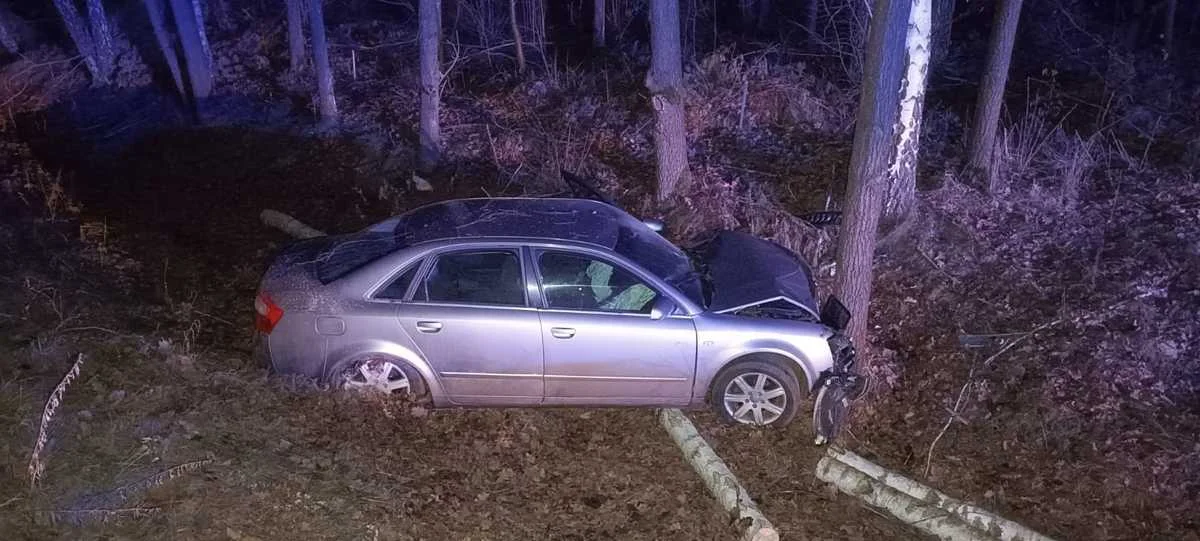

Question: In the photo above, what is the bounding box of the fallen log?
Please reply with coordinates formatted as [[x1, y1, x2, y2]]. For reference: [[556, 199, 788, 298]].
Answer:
[[260, 209, 326, 239], [659, 408, 779, 541], [816, 448, 1057, 541]]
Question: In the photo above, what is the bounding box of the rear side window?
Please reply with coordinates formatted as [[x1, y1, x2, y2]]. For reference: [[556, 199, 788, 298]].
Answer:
[[414, 251, 525, 306], [374, 264, 421, 300]]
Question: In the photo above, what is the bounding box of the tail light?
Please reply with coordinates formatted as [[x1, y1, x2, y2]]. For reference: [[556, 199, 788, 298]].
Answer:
[[254, 293, 284, 334]]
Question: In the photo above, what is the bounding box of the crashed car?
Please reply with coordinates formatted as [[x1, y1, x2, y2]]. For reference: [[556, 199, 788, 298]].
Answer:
[[256, 197, 863, 438]]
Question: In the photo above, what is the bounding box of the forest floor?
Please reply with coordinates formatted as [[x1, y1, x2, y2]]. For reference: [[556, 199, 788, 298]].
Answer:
[[2, 18, 1199, 541]]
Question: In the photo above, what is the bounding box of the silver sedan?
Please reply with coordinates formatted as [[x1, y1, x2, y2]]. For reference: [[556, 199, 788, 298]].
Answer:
[[256, 198, 862, 437]]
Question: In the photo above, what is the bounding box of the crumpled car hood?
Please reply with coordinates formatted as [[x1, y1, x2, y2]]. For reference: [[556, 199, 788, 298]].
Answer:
[[698, 230, 819, 317]]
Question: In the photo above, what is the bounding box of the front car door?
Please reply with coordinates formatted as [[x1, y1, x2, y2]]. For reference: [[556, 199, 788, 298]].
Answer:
[[533, 248, 696, 405], [398, 247, 543, 405]]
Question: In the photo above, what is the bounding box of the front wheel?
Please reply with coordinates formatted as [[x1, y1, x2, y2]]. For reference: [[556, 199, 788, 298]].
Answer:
[[710, 360, 802, 427]]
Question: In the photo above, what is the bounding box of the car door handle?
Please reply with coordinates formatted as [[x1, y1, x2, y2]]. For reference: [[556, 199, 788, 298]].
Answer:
[[550, 327, 576, 339], [416, 321, 443, 333]]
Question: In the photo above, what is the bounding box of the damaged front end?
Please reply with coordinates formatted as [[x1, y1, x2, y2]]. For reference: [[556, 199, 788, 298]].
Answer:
[[812, 297, 868, 445]]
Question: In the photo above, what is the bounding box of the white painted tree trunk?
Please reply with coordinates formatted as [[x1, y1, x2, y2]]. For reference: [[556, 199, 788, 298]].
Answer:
[[191, 0, 214, 75], [817, 448, 1058, 541], [85, 0, 114, 82], [0, 5, 20, 54], [659, 409, 779, 541], [882, 0, 931, 224], [170, 0, 213, 98]]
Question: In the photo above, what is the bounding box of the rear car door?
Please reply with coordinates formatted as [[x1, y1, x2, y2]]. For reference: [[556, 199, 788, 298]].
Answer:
[[533, 249, 696, 405], [398, 247, 543, 405]]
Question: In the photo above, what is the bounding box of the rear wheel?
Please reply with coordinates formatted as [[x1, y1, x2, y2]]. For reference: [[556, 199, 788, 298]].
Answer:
[[336, 356, 426, 398], [711, 360, 802, 427]]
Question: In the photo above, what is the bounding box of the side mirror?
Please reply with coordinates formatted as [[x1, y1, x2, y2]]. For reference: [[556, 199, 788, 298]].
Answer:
[[643, 218, 666, 233], [649, 296, 676, 320], [820, 296, 851, 331]]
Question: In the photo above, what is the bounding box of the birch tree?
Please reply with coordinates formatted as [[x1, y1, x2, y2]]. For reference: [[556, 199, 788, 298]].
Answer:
[[143, 0, 185, 98], [509, 0, 526, 73], [1164, 0, 1177, 59], [593, 0, 605, 49], [169, 0, 213, 98], [309, 0, 338, 123], [882, 0, 931, 225], [51, 0, 115, 84], [647, 0, 690, 201], [418, 0, 442, 173], [834, 0, 912, 348], [966, 0, 1023, 192], [286, 0, 307, 74]]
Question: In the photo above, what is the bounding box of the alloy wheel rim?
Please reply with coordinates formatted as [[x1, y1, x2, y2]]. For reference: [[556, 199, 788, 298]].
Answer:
[[723, 372, 787, 425], [341, 359, 411, 394]]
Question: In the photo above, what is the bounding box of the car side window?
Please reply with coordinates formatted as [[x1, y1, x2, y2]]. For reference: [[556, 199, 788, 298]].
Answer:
[[414, 250, 526, 306], [537, 251, 658, 314], [374, 263, 421, 300]]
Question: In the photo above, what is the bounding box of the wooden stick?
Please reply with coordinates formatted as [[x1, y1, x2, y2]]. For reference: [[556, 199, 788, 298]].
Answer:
[[659, 408, 779, 541]]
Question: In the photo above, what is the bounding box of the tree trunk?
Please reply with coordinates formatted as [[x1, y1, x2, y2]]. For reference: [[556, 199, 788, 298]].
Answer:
[[170, 0, 213, 98], [419, 0, 442, 173], [882, 0, 932, 225], [1163, 0, 1177, 59], [817, 448, 1058, 541], [931, 0, 955, 66], [143, 0, 186, 98], [966, 0, 1022, 192], [833, 0, 912, 349], [593, 0, 605, 49], [85, 0, 114, 82], [756, 0, 770, 31], [51, 0, 101, 82], [647, 0, 690, 201], [285, 0, 306, 74], [509, 0, 526, 73], [0, 7, 20, 54], [804, 0, 819, 43], [739, 0, 754, 31], [660, 409, 780, 541], [309, 0, 338, 124], [191, 0, 214, 75]]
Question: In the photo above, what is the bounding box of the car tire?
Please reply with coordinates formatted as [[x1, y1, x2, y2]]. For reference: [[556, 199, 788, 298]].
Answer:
[[710, 360, 802, 428], [330, 355, 429, 400]]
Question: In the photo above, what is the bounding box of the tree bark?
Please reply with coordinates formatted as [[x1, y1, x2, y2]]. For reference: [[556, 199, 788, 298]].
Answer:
[[966, 0, 1023, 192], [191, 0, 214, 75], [804, 0, 819, 43], [143, 0, 186, 98], [261, 210, 326, 239], [509, 0, 526, 73], [419, 0, 442, 173], [309, 0, 338, 124], [660, 409, 780, 541], [593, 0, 605, 49], [85, 0, 114, 82], [833, 0, 911, 349], [931, 0, 955, 66], [817, 448, 1058, 541], [882, 0, 932, 225], [286, 0, 307, 74], [170, 0, 213, 98], [51, 0, 101, 83], [647, 0, 690, 201]]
